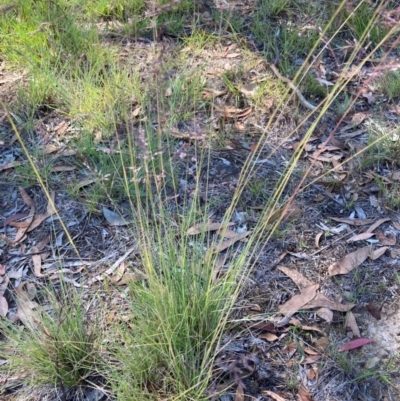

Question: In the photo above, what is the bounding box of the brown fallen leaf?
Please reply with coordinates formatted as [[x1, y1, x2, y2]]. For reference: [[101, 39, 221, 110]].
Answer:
[[346, 232, 375, 243], [298, 385, 314, 401], [277, 266, 314, 290], [370, 246, 388, 260], [328, 245, 372, 276], [209, 231, 251, 254], [50, 164, 76, 172], [376, 231, 396, 246], [301, 354, 322, 364], [283, 342, 297, 354], [289, 319, 325, 334], [278, 284, 319, 316], [303, 294, 355, 312], [346, 311, 361, 337], [262, 390, 287, 401], [315, 232, 324, 248], [316, 307, 333, 322], [278, 267, 354, 311], [259, 333, 279, 342], [3, 213, 29, 230], [366, 218, 391, 233], [0, 295, 8, 317], [365, 303, 381, 320], [235, 384, 244, 401], [187, 221, 234, 236], [13, 282, 39, 326]]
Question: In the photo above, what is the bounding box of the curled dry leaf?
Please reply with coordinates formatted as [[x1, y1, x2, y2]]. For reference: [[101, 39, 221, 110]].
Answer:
[[315, 232, 324, 248], [316, 307, 333, 322]]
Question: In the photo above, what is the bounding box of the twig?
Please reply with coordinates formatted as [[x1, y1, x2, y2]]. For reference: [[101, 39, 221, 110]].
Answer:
[[270, 30, 317, 111], [88, 245, 139, 285]]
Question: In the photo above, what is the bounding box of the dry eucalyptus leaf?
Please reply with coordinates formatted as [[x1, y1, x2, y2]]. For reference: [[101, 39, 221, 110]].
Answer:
[[259, 333, 279, 342], [315, 231, 324, 248], [277, 266, 314, 290], [303, 294, 355, 312], [0, 295, 8, 317], [262, 390, 287, 401], [366, 218, 391, 233], [330, 217, 375, 226], [328, 245, 372, 276], [278, 284, 319, 316], [19, 187, 35, 209], [370, 246, 388, 260], [298, 385, 314, 401], [376, 231, 396, 246], [278, 267, 354, 311], [346, 232, 375, 243], [209, 231, 251, 254], [187, 222, 234, 236], [316, 307, 333, 322], [235, 384, 244, 401], [14, 282, 39, 326], [346, 311, 361, 337], [301, 354, 322, 364]]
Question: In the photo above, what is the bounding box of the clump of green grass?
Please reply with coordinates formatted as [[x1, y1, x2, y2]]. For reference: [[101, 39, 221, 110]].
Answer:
[[0, 282, 103, 391], [379, 71, 400, 101]]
